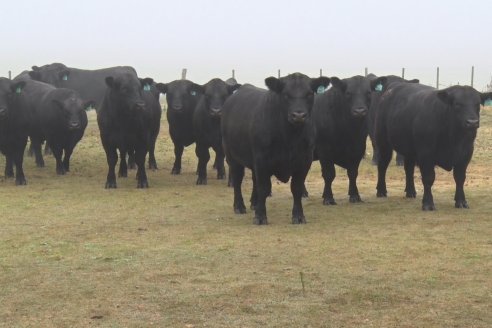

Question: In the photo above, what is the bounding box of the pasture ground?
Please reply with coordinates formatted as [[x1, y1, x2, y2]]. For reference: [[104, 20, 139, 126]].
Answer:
[[1, 107, 491, 327]]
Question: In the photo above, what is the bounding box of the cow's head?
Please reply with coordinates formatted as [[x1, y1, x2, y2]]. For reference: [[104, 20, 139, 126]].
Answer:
[[437, 86, 490, 130], [265, 73, 330, 125], [105, 74, 151, 114], [201, 78, 241, 118], [29, 63, 70, 87], [331, 76, 372, 119], [0, 78, 25, 120], [156, 80, 203, 114], [371, 75, 419, 93], [51, 90, 92, 130]]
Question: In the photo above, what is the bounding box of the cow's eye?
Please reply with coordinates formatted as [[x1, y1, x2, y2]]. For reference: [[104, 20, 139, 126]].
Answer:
[[190, 90, 197, 96]]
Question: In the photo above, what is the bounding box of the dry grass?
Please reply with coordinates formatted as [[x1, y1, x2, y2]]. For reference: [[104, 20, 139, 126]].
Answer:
[[1, 107, 491, 327]]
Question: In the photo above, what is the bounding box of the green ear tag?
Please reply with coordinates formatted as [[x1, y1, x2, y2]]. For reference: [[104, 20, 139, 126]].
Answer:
[[375, 83, 383, 92], [317, 86, 326, 94], [484, 98, 492, 106], [62, 75, 68, 81], [143, 84, 151, 92], [16, 86, 22, 94], [190, 90, 197, 96]]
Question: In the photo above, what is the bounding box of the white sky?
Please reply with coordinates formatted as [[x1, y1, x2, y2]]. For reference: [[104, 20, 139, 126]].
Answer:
[[1, 0, 492, 90]]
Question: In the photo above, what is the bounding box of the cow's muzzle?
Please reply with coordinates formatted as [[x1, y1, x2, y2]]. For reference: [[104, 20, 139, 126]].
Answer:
[[465, 119, 479, 129], [290, 111, 308, 124], [351, 107, 368, 118], [209, 107, 222, 117]]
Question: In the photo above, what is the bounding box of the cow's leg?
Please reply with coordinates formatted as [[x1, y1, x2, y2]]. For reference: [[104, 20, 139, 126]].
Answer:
[[253, 167, 271, 225], [395, 152, 404, 166], [128, 149, 136, 170], [32, 138, 45, 168], [212, 145, 225, 180], [230, 161, 246, 214], [291, 170, 308, 224], [62, 145, 74, 172], [419, 163, 436, 211], [371, 139, 379, 165], [195, 143, 210, 185], [135, 146, 149, 188], [148, 143, 157, 170], [250, 170, 257, 210], [27, 142, 34, 157], [118, 149, 128, 177], [404, 157, 416, 198], [103, 141, 118, 189], [5, 155, 14, 178], [453, 164, 469, 209], [376, 146, 392, 197], [51, 144, 66, 175], [227, 165, 233, 187], [44, 142, 52, 156], [347, 162, 362, 203], [321, 158, 337, 205], [171, 143, 184, 175], [13, 149, 27, 186]]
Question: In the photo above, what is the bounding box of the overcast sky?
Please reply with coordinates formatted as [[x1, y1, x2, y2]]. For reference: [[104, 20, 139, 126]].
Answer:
[[1, 0, 491, 90]]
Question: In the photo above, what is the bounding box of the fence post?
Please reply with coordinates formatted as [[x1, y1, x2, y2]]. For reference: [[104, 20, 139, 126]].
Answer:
[[364, 67, 368, 77], [232, 69, 235, 79], [8, 71, 11, 80], [436, 67, 440, 89], [471, 66, 474, 88], [402, 68, 405, 79], [320, 69, 322, 77], [181, 68, 187, 80], [278, 69, 281, 78]]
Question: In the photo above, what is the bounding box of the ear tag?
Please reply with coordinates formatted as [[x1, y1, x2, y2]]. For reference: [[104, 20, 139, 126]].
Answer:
[[62, 75, 68, 81], [484, 98, 492, 106], [143, 84, 151, 92], [375, 83, 383, 92], [317, 86, 326, 94], [190, 90, 197, 96], [16, 86, 22, 94]]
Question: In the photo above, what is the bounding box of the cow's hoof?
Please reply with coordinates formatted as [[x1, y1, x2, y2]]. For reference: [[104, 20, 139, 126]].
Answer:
[[455, 200, 469, 209], [137, 180, 149, 188], [5, 172, 14, 178], [118, 171, 127, 178], [56, 169, 66, 175], [349, 195, 363, 203], [406, 191, 417, 198], [149, 163, 158, 171], [371, 160, 378, 166], [250, 203, 256, 211], [234, 206, 246, 214], [302, 190, 309, 198], [105, 181, 117, 189], [292, 215, 306, 224], [376, 191, 387, 198], [196, 177, 207, 185], [171, 168, 181, 175], [422, 203, 436, 211], [217, 172, 225, 180], [323, 198, 337, 205], [15, 178, 27, 186], [36, 162, 45, 168], [253, 215, 268, 225]]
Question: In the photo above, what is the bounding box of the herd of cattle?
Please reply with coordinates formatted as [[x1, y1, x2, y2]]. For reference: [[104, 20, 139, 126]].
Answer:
[[0, 63, 490, 224]]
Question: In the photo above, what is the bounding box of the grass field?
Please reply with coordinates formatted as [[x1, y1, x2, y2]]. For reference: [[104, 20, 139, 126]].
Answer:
[[1, 107, 491, 327]]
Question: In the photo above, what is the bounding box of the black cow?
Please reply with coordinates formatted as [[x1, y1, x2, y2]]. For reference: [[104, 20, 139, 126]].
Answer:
[[0, 78, 29, 185], [97, 72, 153, 188], [375, 82, 492, 210], [156, 80, 203, 175], [368, 75, 419, 165], [127, 80, 162, 170], [311, 75, 381, 205], [222, 73, 330, 225], [28, 63, 137, 110], [192, 78, 240, 185]]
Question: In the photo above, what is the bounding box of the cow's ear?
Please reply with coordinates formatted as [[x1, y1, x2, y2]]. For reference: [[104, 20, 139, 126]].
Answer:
[[191, 83, 204, 95], [58, 70, 70, 81], [437, 90, 453, 105], [480, 92, 492, 106], [31, 66, 40, 71], [311, 76, 331, 94], [329, 77, 346, 93], [371, 77, 387, 92], [83, 100, 96, 111], [28, 71, 41, 81], [408, 79, 420, 84], [10, 81, 26, 94], [265, 77, 284, 93], [156, 83, 167, 94], [140, 78, 154, 91], [105, 76, 118, 89], [228, 83, 241, 94]]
